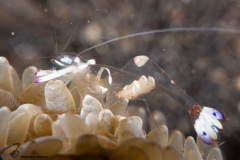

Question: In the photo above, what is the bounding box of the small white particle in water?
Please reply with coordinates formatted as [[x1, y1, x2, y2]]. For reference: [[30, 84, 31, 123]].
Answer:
[[87, 20, 90, 23], [11, 32, 15, 36], [171, 80, 175, 84]]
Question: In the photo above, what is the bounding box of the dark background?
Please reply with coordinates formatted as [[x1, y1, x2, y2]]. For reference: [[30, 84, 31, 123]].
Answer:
[[0, 0, 240, 159]]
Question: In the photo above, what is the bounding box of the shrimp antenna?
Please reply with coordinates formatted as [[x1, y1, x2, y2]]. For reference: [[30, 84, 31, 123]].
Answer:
[[61, 20, 82, 53], [49, 34, 58, 56], [78, 27, 240, 55], [54, 27, 59, 55], [49, 23, 59, 56]]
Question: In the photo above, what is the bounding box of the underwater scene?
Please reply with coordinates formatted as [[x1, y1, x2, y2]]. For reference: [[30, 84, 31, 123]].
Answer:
[[0, 1, 240, 160]]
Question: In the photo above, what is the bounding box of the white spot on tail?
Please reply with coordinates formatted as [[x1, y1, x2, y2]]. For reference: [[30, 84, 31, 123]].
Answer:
[[134, 55, 149, 67]]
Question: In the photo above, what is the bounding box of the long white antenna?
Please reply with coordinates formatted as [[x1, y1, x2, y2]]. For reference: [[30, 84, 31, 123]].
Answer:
[[78, 27, 240, 55]]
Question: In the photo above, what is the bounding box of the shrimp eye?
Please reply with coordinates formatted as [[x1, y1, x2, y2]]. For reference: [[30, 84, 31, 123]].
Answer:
[[213, 112, 217, 117], [201, 131, 212, 145], [203, 131, 207, 136], [213, 109, 224, 120]]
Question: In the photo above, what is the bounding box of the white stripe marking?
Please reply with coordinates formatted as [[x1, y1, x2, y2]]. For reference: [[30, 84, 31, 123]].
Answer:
[[134, 55, 149, 67]]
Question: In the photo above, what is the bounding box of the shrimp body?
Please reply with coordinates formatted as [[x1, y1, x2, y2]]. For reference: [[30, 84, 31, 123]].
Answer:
[[35, 54, 226, 145]]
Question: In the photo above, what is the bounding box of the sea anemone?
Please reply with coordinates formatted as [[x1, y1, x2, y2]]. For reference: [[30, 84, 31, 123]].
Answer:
[[0, 57, 223, 160]]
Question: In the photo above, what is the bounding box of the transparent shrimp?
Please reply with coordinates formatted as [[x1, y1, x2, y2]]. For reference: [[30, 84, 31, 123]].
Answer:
[[35, 27, 237, 145], [110, 55, 226, 145]]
